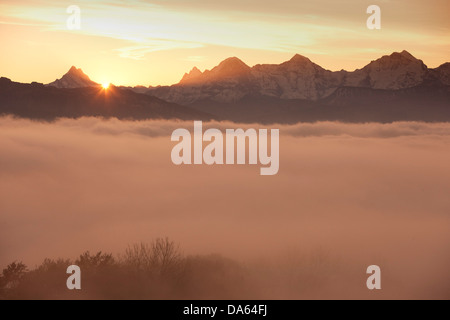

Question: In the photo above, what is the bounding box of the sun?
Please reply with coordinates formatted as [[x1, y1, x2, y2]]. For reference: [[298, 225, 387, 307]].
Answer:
[[102, 83, 110, 90]]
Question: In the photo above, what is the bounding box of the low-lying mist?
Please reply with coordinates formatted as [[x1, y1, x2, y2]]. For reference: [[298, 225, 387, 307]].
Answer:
[[0, 116, 449, 299]]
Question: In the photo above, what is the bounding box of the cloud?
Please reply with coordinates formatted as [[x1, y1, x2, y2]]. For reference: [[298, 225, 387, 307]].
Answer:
[[115, 41, 203, 60], [2, 117, 448, 138], [4, 0, 447, 60], [0, 116, 449, 298]]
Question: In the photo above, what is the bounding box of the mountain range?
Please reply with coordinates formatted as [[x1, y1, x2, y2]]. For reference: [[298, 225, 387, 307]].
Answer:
[[0, 78, 209, 121], [142, 50, 449, 102], [0, 51, 449, 123]]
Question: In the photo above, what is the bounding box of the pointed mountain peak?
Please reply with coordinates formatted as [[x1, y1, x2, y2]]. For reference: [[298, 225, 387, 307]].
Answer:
[[400, 50, 415, 59], [66, 66, 91, 78], [180, 67, 203, 84], [67, 66, 85, 75], [47, 66, 98, 88], [64, 66, 89, 77], [289, 54, 312, 63]]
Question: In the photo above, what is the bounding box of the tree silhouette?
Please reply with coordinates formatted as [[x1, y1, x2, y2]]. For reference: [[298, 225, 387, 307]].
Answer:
[[76, 251, 115, 269], [123, 238, 184, 277], [0, 262, 28, 298], [0, 237, 256, 299]]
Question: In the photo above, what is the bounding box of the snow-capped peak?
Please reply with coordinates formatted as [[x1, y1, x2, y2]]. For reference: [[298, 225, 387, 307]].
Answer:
[[345, 51, 428, 90], [146, 51, 447, 104]]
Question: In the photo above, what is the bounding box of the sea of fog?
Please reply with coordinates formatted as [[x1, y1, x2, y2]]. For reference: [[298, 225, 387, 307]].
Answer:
[[1, 117, 449, 299]]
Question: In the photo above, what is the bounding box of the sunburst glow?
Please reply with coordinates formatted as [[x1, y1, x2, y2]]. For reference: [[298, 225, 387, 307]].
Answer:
[[102, 83, 110, 90]]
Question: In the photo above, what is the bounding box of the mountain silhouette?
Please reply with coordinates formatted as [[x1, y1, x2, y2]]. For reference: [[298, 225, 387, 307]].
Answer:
[[145, 51, 448, 103], [0, 78, 211, 121], [1, 51, 449, 123], [180, 67, 203, 85], [135, 51, 449, 123], [47, 66, 99, 89]]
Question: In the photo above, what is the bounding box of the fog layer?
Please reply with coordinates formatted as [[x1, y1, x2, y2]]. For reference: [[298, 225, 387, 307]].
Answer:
[[1, 117, 449, 299]]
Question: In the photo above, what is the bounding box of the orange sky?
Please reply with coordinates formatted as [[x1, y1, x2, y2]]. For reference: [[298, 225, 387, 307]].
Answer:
[[0, 0, 449, 86]]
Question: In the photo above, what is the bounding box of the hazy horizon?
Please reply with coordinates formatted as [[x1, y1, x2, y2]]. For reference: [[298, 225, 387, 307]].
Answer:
[[3, 49, 449, 88]]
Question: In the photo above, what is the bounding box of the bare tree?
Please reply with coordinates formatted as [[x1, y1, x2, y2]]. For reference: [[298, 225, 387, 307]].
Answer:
[[75, 251, 115, 269], [123, 238, 184, 277]]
